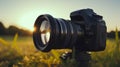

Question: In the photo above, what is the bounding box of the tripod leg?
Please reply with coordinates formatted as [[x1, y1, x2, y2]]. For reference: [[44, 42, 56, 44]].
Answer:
[[75, 51, 91, 67]]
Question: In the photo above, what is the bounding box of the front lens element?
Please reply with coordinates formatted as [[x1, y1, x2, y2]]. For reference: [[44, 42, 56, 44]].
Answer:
[[40, 20, 51, 44]]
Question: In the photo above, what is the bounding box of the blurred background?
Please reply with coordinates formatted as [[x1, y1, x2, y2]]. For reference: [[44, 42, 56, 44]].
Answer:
[[0, 0, 120, 67]]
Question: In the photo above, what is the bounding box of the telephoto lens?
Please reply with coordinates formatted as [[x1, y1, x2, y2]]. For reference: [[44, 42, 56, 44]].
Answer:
[[33, 9, 106, 52]]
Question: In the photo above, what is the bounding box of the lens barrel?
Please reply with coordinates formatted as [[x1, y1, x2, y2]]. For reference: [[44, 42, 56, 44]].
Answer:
[[33, 14, 83, 52]]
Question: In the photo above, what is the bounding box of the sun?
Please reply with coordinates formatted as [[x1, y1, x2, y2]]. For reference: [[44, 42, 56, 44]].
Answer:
[[18, 12, 38, 32], [29, 27, 35, 32]]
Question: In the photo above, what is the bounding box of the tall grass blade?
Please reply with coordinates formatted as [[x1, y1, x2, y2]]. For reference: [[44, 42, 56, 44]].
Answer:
[[115, 27, 119, 51], [12, 33, 21, 54], [115, 27, 119, 46], [0, 38, 8, 45]]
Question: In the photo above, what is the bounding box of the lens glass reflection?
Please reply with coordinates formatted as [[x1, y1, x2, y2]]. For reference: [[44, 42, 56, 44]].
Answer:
[[40, 20, 51, 44]]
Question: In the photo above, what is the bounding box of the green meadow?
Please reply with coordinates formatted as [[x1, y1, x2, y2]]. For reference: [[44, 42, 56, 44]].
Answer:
[[0, 32, 120, 67]]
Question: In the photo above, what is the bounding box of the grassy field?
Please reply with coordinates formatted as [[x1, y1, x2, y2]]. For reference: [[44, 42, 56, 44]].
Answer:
[[0, 34, 120, 67]]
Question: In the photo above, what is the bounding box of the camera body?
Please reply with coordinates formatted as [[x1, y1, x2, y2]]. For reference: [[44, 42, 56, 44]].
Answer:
[[33, 9, 106, 52], [70, 9, 106, 51]]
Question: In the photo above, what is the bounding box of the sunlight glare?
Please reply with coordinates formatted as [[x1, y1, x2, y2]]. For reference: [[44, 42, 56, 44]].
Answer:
[[41, 31, 50, 44]]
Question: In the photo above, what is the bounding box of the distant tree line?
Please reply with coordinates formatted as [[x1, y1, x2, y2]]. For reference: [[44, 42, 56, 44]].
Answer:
[[0, 22, 32, 36], [0, 21, 120, 38], [107, 31, 120, 38]]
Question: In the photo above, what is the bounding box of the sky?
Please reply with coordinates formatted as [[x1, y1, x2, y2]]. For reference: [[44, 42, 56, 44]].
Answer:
[[0, 0, 120, 32]]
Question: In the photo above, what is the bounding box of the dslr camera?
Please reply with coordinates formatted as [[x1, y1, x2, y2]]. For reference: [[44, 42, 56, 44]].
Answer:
[[33, 9, 106, 52]]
